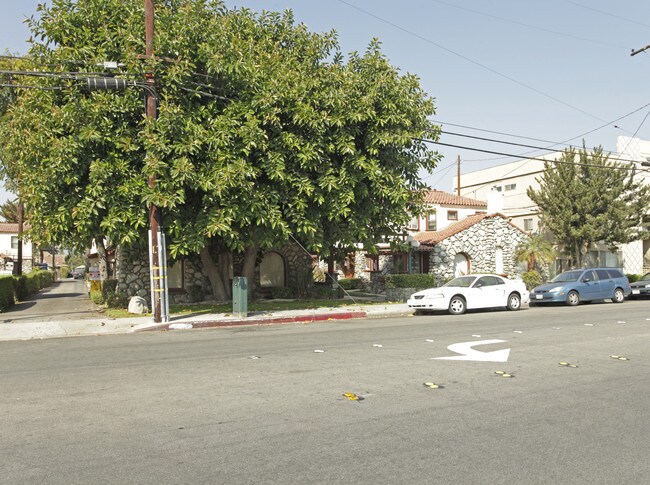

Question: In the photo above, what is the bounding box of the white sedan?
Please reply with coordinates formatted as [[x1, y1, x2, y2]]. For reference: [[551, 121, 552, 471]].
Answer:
[[407, 274, 530, 315]]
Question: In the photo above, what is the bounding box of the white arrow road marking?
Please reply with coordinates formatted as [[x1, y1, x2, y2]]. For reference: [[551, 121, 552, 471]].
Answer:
[[433, 339, 511, 362]]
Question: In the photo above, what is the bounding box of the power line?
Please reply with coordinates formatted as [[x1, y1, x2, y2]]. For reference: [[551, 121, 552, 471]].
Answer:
[[418, 138, 644, 171], [335, 0, 605, 122], [430, 0, 631, 50], [564, 0, 650, 29], [438, 130, 644, 164]]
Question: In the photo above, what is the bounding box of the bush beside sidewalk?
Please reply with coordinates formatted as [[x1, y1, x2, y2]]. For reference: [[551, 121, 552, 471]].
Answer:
[[0, 270, 55, 312]]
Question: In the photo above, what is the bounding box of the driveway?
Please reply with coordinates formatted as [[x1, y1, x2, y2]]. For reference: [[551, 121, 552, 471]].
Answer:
[[1, 278, 101, 323]]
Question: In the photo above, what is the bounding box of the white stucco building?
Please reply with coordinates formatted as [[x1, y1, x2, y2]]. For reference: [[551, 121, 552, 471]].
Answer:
[[453, 138, 650, 275]]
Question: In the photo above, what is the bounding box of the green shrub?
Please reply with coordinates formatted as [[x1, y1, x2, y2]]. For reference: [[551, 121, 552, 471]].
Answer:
[[187, 284, 204, 303], [270, 286, 294, 299], [90, 290, 104, 305], [385, 274, 439, 289], [12, 275, 28, 301], [106, 293, 129, 309], [522, 270, 542, 290], [24, 273, 40, 294], [0, 276, 15, 311], [309, 283, 344, 299], [338, 278, 363, 290], [626, 274, 642, 283]]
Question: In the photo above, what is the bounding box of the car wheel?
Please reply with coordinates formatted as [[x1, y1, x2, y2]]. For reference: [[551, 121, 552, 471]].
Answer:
[[448, 296, 466, 315], [611, 288, 625, 303], [566, 290, 580, 306], [507, 293, 521, 311]]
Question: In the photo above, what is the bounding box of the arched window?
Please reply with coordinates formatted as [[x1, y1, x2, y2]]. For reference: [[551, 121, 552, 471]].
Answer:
[[259, 252, 286, 287], [453, 253, 470, 277]]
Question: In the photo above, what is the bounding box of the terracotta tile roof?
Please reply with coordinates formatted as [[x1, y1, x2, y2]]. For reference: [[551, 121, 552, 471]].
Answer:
[[414, 213, 527, 245], [0, 222, 29, 233], [423, 189, 486, 208]]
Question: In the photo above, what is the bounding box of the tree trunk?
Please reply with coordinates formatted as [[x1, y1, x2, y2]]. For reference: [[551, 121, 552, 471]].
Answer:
[[241, 245, 259, 300], [95, 237, 109, 281], [218, 252, 232, 300], [200, 246, 228, 301]]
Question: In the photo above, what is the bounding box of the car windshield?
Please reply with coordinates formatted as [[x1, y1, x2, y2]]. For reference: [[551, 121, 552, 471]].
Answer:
[[642, 273, 650, 281], [552, 270, 583, 283], [443, 276, 476, 288]]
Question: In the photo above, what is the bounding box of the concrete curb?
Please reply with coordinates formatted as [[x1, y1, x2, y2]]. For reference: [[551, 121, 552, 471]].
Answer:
[[135, 311, 369, 332]]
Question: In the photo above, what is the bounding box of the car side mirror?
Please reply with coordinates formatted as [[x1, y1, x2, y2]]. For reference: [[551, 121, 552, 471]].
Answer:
[[582, 277, 591, 283]]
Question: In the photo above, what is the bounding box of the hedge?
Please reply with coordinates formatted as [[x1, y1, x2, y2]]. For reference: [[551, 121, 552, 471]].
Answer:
[[384, 274, 440, 289], [11, 270, 54, 303], [338, 278, 363, 290], [0, 275, 14, 311]]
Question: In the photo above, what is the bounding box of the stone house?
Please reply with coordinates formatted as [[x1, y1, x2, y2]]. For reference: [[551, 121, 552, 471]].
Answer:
[[115, 243, 312, 303], [412, 212, 529, 281]]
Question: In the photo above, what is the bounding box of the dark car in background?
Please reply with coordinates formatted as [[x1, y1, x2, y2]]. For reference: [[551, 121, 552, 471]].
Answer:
[[531, 268, 631, 306], [72, 266, 86, 279], [629, 273, 650, 298]]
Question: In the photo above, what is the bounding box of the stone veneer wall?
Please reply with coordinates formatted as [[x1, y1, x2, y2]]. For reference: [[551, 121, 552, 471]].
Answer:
[[115, 245, 208, 304], [428, 217, 528, 281], [115, 243, 312, 304]]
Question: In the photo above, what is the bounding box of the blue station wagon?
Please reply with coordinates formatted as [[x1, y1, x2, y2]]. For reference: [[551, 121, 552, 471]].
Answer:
[[531, 268, 631, 306]]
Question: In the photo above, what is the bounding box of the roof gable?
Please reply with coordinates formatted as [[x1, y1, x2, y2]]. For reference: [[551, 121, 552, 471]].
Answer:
[[424, 189, 486, 208], [414, 213, 527, 245]]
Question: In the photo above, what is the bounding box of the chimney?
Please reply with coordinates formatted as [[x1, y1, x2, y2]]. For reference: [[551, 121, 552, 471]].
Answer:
[[487, 186, 504, 214]]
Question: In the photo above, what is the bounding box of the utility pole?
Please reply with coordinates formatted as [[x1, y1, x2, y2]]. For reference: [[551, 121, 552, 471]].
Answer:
[[16, 200, 23, 276], [631, 45, 650, 57], [145, 0, 165, 323], [457, 155, 461, 196]]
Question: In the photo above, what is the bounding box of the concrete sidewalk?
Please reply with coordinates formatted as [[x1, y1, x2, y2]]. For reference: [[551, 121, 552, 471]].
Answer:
[[0, 304, 413, 342]]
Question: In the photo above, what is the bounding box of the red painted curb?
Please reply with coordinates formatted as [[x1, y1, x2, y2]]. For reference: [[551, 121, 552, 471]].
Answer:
[[136, 311, 368, 333]]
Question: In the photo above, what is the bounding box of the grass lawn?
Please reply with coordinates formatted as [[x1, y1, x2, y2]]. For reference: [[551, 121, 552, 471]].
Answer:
[[103, 298, 387, 319]]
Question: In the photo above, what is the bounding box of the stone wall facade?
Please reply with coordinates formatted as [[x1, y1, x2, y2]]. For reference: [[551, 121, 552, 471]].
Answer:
[[425, 216, 528, 281], [115, 243, 312, 305]]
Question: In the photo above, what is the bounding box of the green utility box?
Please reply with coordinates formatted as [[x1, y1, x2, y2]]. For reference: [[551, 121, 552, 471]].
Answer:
[[232, 276, 248, 318]]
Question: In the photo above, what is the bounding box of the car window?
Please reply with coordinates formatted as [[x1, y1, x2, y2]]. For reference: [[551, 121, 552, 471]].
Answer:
[[492, 276, 505, 285], [582, 270, 596, 282], [443, 276, 476, 288], [474, 276, 494, 287], [607, 269, 624, 279], [552, 270, 582, 282], [596, 269, 610, 280]]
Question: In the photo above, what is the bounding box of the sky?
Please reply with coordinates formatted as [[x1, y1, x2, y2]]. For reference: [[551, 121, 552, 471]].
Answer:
[[2, 0, 650, 202]]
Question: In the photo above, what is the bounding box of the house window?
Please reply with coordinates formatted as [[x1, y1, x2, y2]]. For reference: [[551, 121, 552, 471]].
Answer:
[[407, 216, 419, 231], [524, 218, 534, 231], [447, 210, 458, 221], [392, 253, 408, 274], [11, 236, 19, 250], [505, 183, 517, 191], [260, 252, 286, 287], [365, 255, 379, 272], [167, 260, 184, 289], [426, 211, 437, 231], [494, 186, 502, 192]]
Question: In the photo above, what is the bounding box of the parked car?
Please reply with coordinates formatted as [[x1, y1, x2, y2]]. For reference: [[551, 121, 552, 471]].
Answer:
[[629, 273, 650, 298], [72, 266, 86, 279], [531, 268, 630, 306], [407, 274, 529, 315]]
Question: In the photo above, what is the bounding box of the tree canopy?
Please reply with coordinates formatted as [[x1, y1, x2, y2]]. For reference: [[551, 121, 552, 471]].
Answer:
[[0, 0, 440, 298], [527, 147, 650, 265]]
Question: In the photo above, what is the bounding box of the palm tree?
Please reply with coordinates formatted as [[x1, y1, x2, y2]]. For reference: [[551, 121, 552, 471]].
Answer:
[[515, 235, 556, 272]]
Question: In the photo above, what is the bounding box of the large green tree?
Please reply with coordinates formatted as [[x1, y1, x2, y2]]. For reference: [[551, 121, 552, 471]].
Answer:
[[528, 147, 650, 265], [0, 0, 440, 298]]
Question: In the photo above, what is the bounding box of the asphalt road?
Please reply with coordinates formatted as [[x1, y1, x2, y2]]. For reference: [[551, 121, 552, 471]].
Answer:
[[1, 300, 648, 484], [0, 279, 98, 323]]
